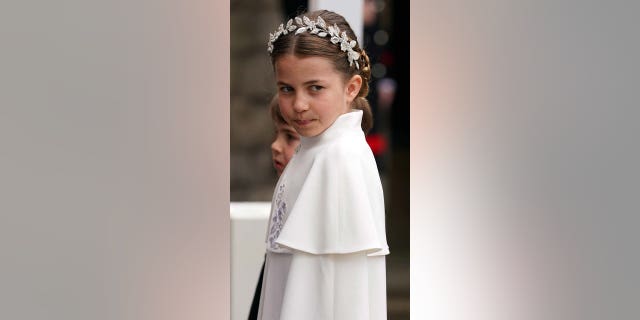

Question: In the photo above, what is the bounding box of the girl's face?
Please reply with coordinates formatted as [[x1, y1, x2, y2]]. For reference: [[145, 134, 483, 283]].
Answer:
[[275, 54, 362, 137], [271, 122, 300, 176]]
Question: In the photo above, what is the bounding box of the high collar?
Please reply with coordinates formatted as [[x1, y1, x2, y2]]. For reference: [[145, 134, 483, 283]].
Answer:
[[299, 110, 363, 149]]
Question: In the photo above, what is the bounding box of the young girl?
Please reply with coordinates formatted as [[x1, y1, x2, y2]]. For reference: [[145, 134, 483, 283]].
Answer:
[[258, 10, 389, 319]]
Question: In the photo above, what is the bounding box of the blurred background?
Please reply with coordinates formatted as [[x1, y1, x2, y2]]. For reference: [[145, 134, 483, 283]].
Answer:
[[230, 0, 409, 318]]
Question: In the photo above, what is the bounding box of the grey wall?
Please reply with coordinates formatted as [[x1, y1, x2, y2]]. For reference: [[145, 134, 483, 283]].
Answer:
[[411, 1, 640, 319], [1, 1, 229, 319]]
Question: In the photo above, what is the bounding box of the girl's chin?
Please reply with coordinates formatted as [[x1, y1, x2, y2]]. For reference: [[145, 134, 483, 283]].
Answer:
[[297, 126, 328, 138], [293, 119, 318, 131]]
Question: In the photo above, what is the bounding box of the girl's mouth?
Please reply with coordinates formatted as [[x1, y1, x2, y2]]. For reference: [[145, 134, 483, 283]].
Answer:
[[273, 160, 284, 171], [295, 119, 313, 126]]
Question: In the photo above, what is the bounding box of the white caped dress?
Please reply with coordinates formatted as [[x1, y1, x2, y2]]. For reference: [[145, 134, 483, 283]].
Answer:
[[257, 110, 389, 320]]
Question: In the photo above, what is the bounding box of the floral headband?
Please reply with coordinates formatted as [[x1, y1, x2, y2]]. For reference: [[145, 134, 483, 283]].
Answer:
[[267, 16, 361, 69]]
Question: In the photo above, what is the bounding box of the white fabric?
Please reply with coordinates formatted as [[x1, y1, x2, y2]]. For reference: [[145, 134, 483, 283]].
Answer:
[[258, 110, 389, 320]]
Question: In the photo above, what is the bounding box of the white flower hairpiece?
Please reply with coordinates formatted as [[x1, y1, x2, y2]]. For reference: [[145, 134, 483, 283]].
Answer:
[[267, 15, 361, 69]]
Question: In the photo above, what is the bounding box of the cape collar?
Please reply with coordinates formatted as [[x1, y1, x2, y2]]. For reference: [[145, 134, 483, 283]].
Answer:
[[299, 110, 363, 148]]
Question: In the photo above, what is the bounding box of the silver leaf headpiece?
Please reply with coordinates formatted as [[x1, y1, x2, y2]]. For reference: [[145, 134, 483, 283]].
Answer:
[[267, 15, 361, 69]]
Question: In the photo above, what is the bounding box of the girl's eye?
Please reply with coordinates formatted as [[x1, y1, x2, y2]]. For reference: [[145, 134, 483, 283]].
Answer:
[[279, 86, 293, 93], [310, 85, 323, 92], [286, 133, 299, 141]]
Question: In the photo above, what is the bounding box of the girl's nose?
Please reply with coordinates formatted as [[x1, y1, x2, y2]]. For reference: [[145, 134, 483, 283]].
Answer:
[[271, 139, 281, 153], [292, 94, 309, 112]]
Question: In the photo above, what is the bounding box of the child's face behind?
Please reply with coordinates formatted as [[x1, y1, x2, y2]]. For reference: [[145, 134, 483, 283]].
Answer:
[[271, 122, 300, 176], [275, 54, 361, 137]]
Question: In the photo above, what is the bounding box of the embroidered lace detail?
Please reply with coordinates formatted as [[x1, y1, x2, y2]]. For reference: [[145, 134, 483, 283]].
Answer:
[[268, 184, 288, 251]]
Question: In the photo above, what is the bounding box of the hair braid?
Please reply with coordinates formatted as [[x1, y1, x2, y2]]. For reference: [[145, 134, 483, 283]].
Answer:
[[352, 48, 373, 134], [358, 49, 372, 98]]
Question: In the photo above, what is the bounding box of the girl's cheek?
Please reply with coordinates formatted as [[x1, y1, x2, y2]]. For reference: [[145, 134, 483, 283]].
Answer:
[[285, 150, 295, 162]]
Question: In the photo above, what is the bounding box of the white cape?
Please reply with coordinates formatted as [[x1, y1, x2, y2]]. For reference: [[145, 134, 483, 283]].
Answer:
[[258, 110, 389, 320]]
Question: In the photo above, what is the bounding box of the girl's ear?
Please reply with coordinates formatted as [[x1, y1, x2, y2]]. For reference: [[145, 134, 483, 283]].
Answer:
[[345, 74, 363, 103]]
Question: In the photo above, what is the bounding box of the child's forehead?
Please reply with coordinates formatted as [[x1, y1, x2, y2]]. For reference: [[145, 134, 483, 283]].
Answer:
[[275, 54, 338, 78]]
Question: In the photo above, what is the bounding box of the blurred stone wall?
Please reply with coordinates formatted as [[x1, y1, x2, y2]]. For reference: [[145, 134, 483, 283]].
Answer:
[[231, 0, 283, 201]]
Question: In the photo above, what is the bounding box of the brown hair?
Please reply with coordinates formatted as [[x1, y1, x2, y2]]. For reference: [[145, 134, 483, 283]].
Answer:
[[269, 10, 373, 134], [268, 94, 287, 126]]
